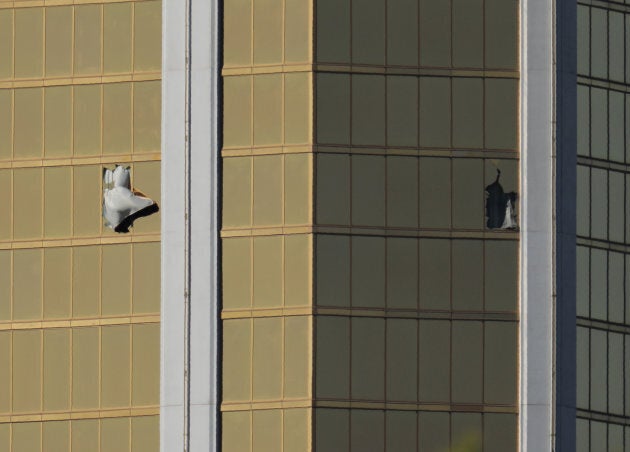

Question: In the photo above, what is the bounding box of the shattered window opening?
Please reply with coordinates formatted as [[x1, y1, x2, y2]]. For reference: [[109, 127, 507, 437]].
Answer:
[[102, 165, 159, 233], [485, 169, 518, 230]]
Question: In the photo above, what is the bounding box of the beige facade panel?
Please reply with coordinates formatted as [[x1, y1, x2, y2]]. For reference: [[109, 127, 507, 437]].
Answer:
[[223, 154, 312, 228], [253, 409, 289, 451], [102, 245, 132, 316], [74, 165, 102, 236], [253, 75, 282, 145], [12, 249, 43, 320], [132, 323, 160, 406], [252, 317, 283, 400], [252, 236, 283, 308], [223, 235, 312, 311], [74, 84, 102, 156], [0, 10, 12, 80], [132, 242, 161, 314], [101, 325, 131, 408], [284, 153, 311, 224], [72, 326, 100, 410], [14, 8, 44, 79], [223, 318, 252, 402], [0, 243, 161, 321], [74, 5, 103, 75], [0, 425, 7, 450], [104, 3, 133, 75], [104, 83, 133, 155], [0, 171, 9, 241], [222, 316, 311, 404], [14, 88, 43, 159], [0, 90, 11, 160], [134, 81, 162, 153], [0, 333, 9, 413], [72, 419, 100, 451], [224, 0, 252, 68], [13, 422, 41, 452], [223, 411, 252, 451], [72, 246, 101, 318], [132, 415, 160, 452], [44, 421, 70, 451], [253, 156, 283, 225], [43, 328, 71, 411], [133, 1, 162, 73], [44, 166, 72, 237], [45, 6, 73, 78], [0, 83, 160, 162], [13, 168, 43, 239], [223, 76, 252, 148], [284, 0, 311, 63], [223, 73, 311, 149], [222, 158, 252, 228], [223, 408, 310, 452], [44, 86, 73, 158], [224, 0, 311, 68], [13, 329, 42, 413], [253, 0, 283, 65], [102, 417, 131, 452], [0, 2, 162, 83], [0, 253, 10, 320], [0, 324, 159, 415]]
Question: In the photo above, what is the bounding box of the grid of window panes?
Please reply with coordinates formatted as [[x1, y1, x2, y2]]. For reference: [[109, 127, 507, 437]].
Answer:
[[577, 1, 630, 449], [311, 0, 520, 449]]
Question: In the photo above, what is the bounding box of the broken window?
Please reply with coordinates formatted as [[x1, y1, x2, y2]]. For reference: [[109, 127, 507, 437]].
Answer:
[[485, 169, 518, 230], [103, 165, 159, 233]]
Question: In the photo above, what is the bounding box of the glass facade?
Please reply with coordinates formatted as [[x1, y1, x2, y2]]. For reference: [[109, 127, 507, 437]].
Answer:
[[0, 2, 161, 450], [576, 1, 630, 450], [221, 0, 520, 449]]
